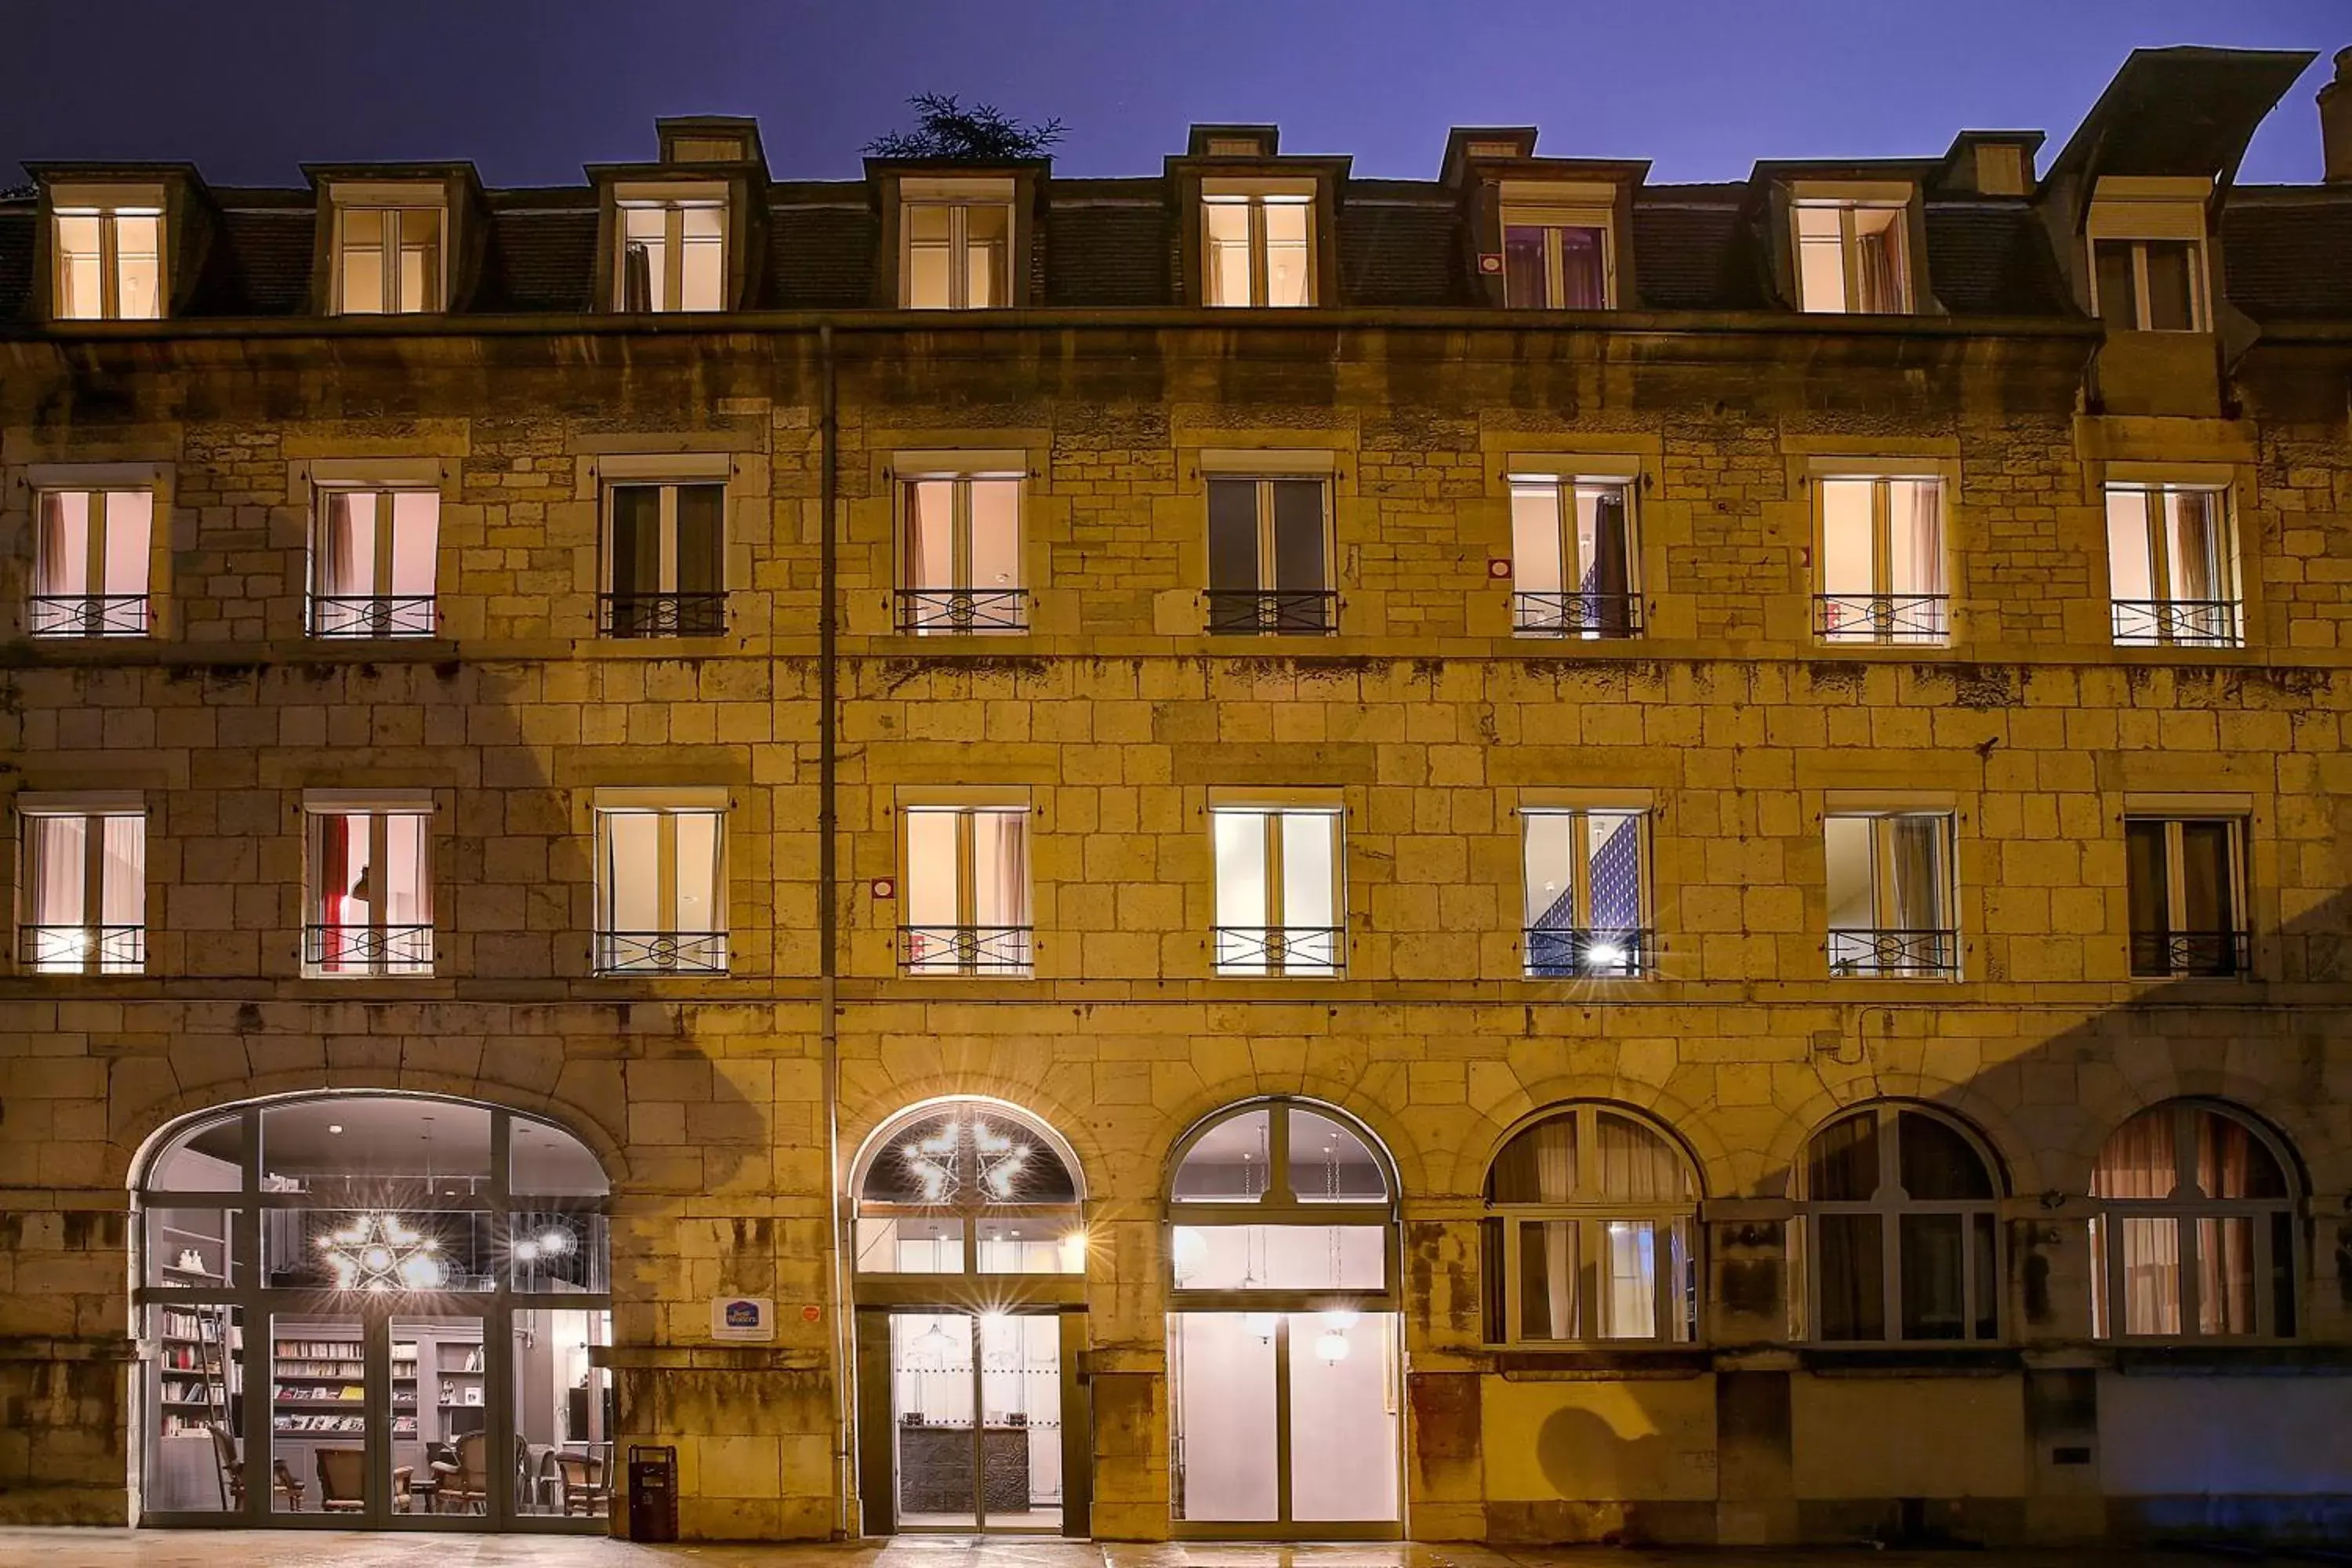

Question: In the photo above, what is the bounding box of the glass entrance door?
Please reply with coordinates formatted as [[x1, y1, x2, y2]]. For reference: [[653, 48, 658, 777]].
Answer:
[[889, 1309, 1063, 1531]]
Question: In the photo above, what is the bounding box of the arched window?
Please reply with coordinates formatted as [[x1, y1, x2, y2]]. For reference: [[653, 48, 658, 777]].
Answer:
[[132, 1094, 612, 1528], [2091, 1099, 2296, 1339], [1164, 1099, 1401, 1537], [1481, 1103, 1700, 1345], [851, 1098, 1084, 1276], [1795, 1102, 2001, 1343]]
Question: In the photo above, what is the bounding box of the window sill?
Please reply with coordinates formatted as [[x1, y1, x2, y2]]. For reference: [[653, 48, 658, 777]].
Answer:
[[2107, 1344, 2352, 1374], [1490, 1347, 1711, 1378], [1797, 1345, 2020, 1375]]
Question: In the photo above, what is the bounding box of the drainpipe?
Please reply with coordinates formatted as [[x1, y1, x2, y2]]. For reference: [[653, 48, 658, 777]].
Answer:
[[816, 321, 854, 1537]]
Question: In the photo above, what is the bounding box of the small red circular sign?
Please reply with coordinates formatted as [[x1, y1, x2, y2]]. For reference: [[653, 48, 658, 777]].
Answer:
[[801, 1304, 822, 1323]]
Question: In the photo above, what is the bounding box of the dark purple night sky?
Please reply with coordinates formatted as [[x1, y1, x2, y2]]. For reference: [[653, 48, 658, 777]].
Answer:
[[4, 0, 2342, 188]]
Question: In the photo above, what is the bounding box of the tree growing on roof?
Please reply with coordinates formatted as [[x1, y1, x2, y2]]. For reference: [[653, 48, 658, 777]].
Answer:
[[864, 94, 1065, 162]]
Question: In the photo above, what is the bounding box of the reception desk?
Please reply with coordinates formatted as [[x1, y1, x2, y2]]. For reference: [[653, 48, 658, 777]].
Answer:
[[898, 1424, 1031, 1515]]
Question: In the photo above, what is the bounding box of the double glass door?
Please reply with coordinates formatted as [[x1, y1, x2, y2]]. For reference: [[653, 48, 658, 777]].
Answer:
[[266, 1308, 486, 1522], [878, 1308, 1068, 1532]]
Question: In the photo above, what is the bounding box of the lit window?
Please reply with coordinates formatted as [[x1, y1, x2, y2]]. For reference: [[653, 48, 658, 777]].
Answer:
[[901, 804, 1032, 975], [1814, 476, 1947, 644], [593, 799, 726, 975], [898, 473, 1024, 633], [1794, 201, 1911, 314], [304, 800, 432, 975], [1501, 206, 1612, 309], [18, 800, 144, 974], [1520, 808, 1649, 978], [602, 481, 725, 637], [336, 205, 444, 314], [1202, 188, 1314, 307], [1482, 1104, 1698, 1344], [1795, 1105, 2001, 1343], [31, 489, 152, 637], [2125, 818, 2247, 978], [852, 1100, 1083, 1276], [2106, 484, 2239, 647], [615, 198, 724, 311], [310, 489, 439, 637], [903, 199, 1011, 309], [1206, 475, 1331, 634], [2092, 238, 2205, 332], [1212, 806, 1341, 976], [2091, 1101, 2295, 1339], [1508, 475, 1638, 637], [1824, 811, 1957, 978], [53, 203, 163, 320]]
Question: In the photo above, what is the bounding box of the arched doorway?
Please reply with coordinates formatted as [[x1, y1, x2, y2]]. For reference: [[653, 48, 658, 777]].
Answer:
[[847, 1097, 1091, 1536], [1164, 1097, 1403, 1539], [132, 1094, 612, 1530]]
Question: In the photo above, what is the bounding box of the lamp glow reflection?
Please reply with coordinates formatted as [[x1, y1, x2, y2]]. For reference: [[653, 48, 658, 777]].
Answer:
[[318, 1212, 444, 1290]]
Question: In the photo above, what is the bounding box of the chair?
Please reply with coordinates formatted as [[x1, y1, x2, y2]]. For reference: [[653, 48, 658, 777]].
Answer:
[[429, 1429, 488, 1513], [315, 1446, 413, 1513], [554, 1448, 613, 1516], [208, 1422, 306, 1512]]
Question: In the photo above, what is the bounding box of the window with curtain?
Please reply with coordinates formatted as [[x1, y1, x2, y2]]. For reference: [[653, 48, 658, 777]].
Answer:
[[19, 804, 146, 974], [335, 205, 444, 314], [1201, 188, 1314, 307], [2091, 1101, 2296, 1340], [31, 489, 152, 636], [310, 489, 440, 637], [1212, 807, 1341, 976], [602, 481, 725, 637], [54, 203, 164, 320], [1794, 201, 1911, 314], [1508, 476, 1639, 637], [593, 803, 727, 974], [615, 198, 725, 312], [303, 804, 433, 975], [901, 805, 1033, 975], [1206, 476, 1332, 633], [1483, 1104, 1699, 1345], [898, 473, 1025, 632], [2092, 238, 2205, 332], [2125, 818, 2247, 978], [1520, 808, 1649, 977], [1500, 206, 1612, 309], [1824, 811, 1957, 978], [902, 199, 1011, 308], [1815, 476, 1947, 644], [1795, 1105, 2000, 1343], [2106, 484, 2240, 648]]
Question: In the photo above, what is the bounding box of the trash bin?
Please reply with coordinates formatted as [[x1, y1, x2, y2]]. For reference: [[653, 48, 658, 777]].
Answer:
[[626, 1444, 678, 1542]]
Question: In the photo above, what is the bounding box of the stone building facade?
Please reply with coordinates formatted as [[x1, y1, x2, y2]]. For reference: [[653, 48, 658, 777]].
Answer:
[[4, 42, 2352, 1547]]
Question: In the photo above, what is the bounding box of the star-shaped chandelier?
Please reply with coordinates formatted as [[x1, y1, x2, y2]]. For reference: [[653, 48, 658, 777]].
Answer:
[[898, 1116, 1034, 1203], [318, 1213, 445, 1291]]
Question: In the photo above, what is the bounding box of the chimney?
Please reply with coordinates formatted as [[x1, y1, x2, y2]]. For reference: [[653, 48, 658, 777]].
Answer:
[[2322, 46, 2352, 183]]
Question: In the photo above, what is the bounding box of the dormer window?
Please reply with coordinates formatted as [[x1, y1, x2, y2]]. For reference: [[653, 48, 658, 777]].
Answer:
[[2092, 238, 2205, 332], [615, 189, 725, 312], [1794, 198, 1912, 315], [52, 187, 164, 321], [1201, 181, 1316, 307], [334, 196, 445, 315], [902, 180, 1012, 310], [1500, 185, 1616, 309]]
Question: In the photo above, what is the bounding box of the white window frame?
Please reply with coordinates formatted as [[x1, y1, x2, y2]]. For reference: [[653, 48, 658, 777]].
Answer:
[[1203, 471, 1334, 634], [899, 179, 1014, 310], [1795, 1104, 2004, 1345], [50, 186, 165, 321], [2089, 237, 2210, 333], [591, 790, 728, 975], [30, 488, 153, 637], [1497, 184, 1617, 309], [1200, 180, 1318, 307], [1790, 188, 1915, 315], [16, 793, 145, 975], [301, 792, 434, 978], [331, 188, 448, 316], [1210, 804, 1344, 977], [1811, 472, 1948, 645], [895, 463, 1026, 633], [2103, 481, 2241, 648], [1506, 470, 1640, 638], [899, 802, 1033, 976], [600, 476, 729, 637], [1824, 809, 1958, 979], [1517, 806, 1651, 978], [307, 485, 441, 637], [612, 185, 727, 313], [2124, 815, 2249, 979], [2089, 1101, 2297, 1342], [2085, 183, 2213, 335]]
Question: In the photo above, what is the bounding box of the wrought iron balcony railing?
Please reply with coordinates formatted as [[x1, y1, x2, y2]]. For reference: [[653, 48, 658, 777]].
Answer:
[[2110, 598, 2241, 648], [899, 924, 1034, 974], [896, 587, 1030, 634], [1213, 924, 1343, 975], [1828, 927, 1959, 979], [29, 593, 151, 637], [20, 924, 145, 975], [1525, 927, 1651, 978], [600, 591, 728, 638], [593, 930, 729, 975], [1204, 589, 1337, 635], [309, 594, 437, 638], [1511, 591, 1643, 638], [2129, 929, 2249, 979], [304, 924, 435, 975], [1816, 593, 1951, 644]]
